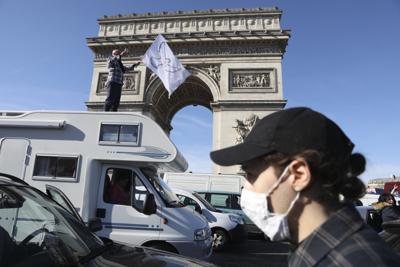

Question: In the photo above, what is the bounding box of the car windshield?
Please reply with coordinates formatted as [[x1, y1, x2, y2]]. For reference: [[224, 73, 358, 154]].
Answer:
[[193, 192, 218, 212], [0, 184, 104, 265], [143, 170, 181, 207]]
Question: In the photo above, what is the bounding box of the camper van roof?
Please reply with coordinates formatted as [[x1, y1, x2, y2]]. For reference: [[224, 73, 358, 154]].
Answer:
[[0, 110, 188, 173]]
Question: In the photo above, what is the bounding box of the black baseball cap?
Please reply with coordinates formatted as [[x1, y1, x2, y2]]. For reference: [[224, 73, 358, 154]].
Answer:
[[210, 107, 354, 166]]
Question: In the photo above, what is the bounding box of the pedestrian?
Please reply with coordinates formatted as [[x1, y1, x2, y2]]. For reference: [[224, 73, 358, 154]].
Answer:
[[210, 107, 400, 266], [373, 193, 400, 223], [104, 48, 140, 112]]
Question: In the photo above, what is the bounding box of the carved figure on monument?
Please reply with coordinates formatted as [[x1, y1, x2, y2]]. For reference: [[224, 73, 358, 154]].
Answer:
[[98, 75, 108, 92], [206, 65, 220, 81], [123, 76, 135, 91], [233, 114, 260, 143], [260, 73, 270, 87]]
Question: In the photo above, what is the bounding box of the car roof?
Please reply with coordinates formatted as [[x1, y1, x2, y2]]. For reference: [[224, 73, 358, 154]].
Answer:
[[0, 176, 28, 186]]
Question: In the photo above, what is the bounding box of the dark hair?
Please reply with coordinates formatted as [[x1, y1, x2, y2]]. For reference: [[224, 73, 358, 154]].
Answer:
[[378, 193, 395, 204], [264, 150, 366, 204]]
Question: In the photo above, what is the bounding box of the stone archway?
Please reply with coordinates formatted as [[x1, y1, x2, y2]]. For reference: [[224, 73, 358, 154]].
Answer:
[[143, 67, 218, 133], [85, 7, 290, 174]]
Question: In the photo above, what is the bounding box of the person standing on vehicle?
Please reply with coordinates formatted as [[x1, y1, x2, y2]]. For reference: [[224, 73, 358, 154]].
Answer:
[[104, 49, 140, 112], [210, 107, 400, 266]]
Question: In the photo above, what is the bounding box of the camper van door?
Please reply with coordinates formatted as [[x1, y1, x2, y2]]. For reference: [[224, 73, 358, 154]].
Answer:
[[96, 165, 161, 244], [0, 138, 30, 179]]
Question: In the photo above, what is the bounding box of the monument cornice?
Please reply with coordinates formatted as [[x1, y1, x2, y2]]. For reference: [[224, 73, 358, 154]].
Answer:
[[89, 43, 287, 61], [87, 30, 290, 61], [87, 29, 290, 44], [98, 7, 282, 22], [95, 7, 286, 39]]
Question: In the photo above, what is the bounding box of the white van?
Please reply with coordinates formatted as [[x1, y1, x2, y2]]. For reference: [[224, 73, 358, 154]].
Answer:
[[163, 172, 245, 193], [0, 111, 213, 260], [172, 187, 246, 251]]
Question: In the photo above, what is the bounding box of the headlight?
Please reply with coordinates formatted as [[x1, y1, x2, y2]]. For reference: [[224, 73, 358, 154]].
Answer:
[[194, 227, 208, 241], [229, 214, 244, 224]]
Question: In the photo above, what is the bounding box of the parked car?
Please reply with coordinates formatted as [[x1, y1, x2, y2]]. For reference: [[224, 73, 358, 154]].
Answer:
[[0, 173, 216, 267], [196, 191, 263, 236], [172, 187, 246, 251]]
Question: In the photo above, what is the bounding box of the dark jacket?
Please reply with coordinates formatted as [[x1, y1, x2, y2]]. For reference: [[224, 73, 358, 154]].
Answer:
[[289, 205, 400, 267], [382, 205, 400, 222]]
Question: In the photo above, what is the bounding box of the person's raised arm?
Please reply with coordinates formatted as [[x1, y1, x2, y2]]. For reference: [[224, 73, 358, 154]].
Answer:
[[128, 61, 141, 71]]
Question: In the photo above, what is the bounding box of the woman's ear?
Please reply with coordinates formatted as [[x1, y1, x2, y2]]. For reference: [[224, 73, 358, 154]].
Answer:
[[288, 158, 312, 192]]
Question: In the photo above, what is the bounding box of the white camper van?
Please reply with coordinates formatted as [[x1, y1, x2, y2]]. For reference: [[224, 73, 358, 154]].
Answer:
[[0, 111, 212, 260], [163, 172, 245, 193]]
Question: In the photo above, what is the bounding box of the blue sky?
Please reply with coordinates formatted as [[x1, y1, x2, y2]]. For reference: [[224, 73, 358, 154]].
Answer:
[[0, 0, 399, 181]]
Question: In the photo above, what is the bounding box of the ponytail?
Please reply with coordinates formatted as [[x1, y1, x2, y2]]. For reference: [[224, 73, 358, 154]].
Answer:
[[265, 150, 367, 204], [339, 153, 366, 201]]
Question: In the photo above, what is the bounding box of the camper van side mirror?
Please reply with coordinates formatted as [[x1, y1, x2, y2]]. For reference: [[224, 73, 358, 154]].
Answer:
[[143, 193, 157, 215]]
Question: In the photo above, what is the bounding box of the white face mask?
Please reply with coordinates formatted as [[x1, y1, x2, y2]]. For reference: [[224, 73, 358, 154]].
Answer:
[[240, 166, 299, 242]]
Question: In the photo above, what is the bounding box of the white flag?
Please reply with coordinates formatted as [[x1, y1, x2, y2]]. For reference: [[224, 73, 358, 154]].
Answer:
[[143, 34, 190, 98]]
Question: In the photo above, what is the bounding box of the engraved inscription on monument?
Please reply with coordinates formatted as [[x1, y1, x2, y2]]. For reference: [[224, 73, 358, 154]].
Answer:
[[97, 72, 140, 95], [229, 69, 276, 93]]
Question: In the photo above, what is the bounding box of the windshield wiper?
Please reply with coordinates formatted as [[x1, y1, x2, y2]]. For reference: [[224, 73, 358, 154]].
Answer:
[[79, 239, 114, 263]]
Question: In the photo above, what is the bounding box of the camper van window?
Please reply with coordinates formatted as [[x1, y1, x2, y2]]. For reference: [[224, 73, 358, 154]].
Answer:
[[99, 124, 139, 145], [143, 170, 181, 207], [104, 168, 133, 206], [33, 156, 78, 180], [133, 176, 148, 212]]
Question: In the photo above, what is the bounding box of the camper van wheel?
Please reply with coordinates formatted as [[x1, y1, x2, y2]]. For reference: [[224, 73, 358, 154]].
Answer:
[[148, 242, 178, 254], [213, 229, 229, 251]]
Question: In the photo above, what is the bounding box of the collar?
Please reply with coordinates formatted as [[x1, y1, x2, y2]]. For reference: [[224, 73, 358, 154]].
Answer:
[[289, 205, 364, 267], [109, 55, 121, 60]]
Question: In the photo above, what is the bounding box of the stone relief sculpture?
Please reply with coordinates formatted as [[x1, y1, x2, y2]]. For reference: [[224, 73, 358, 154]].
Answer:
[[97, 72, 139, 94], [122, 76, 135, 91], [232, 73, 270, 88], [233, 114, 260, 143], [98, 75, 108, 93], [206, 65, 221, 81]]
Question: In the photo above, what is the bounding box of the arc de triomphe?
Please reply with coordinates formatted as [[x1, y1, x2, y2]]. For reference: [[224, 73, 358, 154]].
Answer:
[[85, 7, 290, 174]]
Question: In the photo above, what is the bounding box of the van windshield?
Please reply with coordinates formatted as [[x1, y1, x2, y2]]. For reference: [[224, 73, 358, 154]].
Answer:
[[0, 185, 104, 266], [143, 171, 182, 207]]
